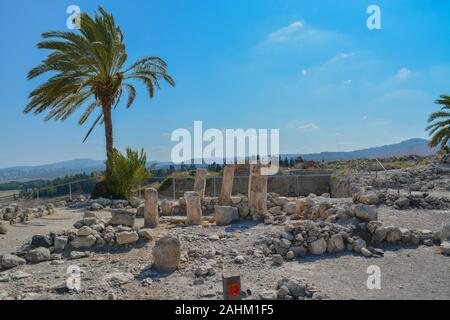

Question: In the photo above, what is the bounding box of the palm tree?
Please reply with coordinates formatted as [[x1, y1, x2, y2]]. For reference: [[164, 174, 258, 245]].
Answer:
[[24, 7, 175, 181], [426, 95, 450, 150]]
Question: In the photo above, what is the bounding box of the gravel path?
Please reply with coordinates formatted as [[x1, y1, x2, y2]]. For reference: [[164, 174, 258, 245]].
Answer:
[[378, 206, 450, 231], [0, 209, 111, 255]]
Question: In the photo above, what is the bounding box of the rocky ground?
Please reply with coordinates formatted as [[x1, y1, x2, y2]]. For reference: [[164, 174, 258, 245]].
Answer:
[[0, 205, 449, 300], [0, 156, 449, 301]]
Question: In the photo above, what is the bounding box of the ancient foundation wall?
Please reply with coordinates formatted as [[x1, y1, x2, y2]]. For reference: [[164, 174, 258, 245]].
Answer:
[[159, 174, 332, 199]]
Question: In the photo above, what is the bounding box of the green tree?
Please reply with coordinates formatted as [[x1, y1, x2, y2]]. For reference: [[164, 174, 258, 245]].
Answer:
[[24, 7, 175, 181], [107, 148, 151, 199], [426, 95, 450, 150]]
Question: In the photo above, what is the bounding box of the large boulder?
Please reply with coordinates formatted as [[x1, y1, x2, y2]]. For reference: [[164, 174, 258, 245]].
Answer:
[[274, 197, 290, 207], [108, 209, 136, 227], [116, 231, 139, 245], [214, 206, 239, 226], [353, 204, 378, 222], [25, 247, 51, 263], [308, 238, 327, 255], [439, 241, 450, 256], [152, 236, 181, 273], [160, 199, 173, 216], [237, 203, 250, 218], [0, 254, 26, 269], [386, 226, 402, 243], [327, 234, 345, 253], [54, 236, 68, 252], [31, 235, 53, 248], [77, 226, 96, 237], [372, 226, 388, 242], [395, 197, 410, 209], [357, 192, 379, 205], [0, 221, 8, 234], [435, 223, 450, 242], [70, 235, 97, 249], [284, 202, 297, 215]]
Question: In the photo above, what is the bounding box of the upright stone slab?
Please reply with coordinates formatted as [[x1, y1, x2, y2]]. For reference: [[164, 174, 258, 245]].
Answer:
[[248, 164, 268, 220], [144, 188, 159, 228], [152, 236, 181, 273], [184, 191, 202, 225], [193, 169, 207, 199], [219, 165, 235, 205]]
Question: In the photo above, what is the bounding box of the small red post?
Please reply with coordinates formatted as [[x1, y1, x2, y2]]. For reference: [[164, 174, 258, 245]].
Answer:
[[222, 274, 241, 300]]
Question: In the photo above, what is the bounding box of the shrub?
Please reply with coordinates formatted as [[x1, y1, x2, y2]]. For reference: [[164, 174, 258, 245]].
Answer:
[[106, 148, 151, 199], [158, 177, 173, 192]]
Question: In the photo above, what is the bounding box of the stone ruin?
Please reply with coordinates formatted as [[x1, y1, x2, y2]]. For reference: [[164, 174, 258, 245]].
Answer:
[[1, 164, 449, 280]]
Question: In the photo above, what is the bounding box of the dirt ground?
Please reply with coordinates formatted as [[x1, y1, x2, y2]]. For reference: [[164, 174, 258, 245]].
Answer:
[[0, 205, 449, 300]]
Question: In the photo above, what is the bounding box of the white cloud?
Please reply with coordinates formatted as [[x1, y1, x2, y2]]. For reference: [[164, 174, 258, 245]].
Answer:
[[395, 68, 411, 80], [267, 21, 304, 43], [361, 115, 369, 121], [300, 69, 308, 76], [287, 120, 319, 131], [298, 123, 319, 130], [330, 52, 356, 62], [343, 79, 352, 85], [264, 21, 339, 46]]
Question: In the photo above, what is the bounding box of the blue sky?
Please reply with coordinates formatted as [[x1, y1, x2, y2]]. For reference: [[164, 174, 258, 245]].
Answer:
[[0, 0, 449, 167]]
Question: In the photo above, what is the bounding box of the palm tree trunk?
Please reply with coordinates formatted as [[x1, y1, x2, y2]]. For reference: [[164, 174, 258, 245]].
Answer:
[[102, 103, 114, 178]]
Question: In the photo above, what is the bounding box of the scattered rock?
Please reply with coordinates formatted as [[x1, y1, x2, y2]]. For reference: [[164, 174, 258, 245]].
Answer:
[[152, 236, 181, 273], [308, 238, 327, 255], [109, 209, 136, 227], [70, 235, 97, 249], [0, 254, 26, 269], [104, 272, 134, 286], [138, 228, 154, 241], [353, 204, 378, 222], [116, 231, 139, 245], [214, 206, 239, 226], [31, 235, 53, 248], [234, 255, 245, 264], [25, 247, 51, 263]]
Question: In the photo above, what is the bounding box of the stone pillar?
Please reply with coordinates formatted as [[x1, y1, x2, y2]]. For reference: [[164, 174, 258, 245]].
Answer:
[[144, 188, 159, 228], [219, 165, 235, 205], [184, 191, 202, 225], [193, 168, 207, 199], [248, 164, 268, 220]]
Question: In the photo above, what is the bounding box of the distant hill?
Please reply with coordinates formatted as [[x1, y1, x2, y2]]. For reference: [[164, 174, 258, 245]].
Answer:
[[287, 138, 438, 161], [0, 159, 105, 182], [0, 138, 437, 181]]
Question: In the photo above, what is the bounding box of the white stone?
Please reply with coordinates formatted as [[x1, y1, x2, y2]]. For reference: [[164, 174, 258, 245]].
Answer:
[[152, 236, 181, 273], [116, 231, 139, 245], [214, 206, 239, 226]]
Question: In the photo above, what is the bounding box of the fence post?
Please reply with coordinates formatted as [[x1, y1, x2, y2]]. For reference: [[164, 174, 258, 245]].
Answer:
[[173, 178, 176, 200], [213, 176, 216, 197], [69, 182, 72, 201], [37, 188, 39, 201]]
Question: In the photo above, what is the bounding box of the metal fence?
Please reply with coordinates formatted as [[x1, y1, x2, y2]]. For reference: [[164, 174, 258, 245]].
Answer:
[[0, 177, 99, 204], [159, 173, 333, 200], [0, 172, 334, 204]]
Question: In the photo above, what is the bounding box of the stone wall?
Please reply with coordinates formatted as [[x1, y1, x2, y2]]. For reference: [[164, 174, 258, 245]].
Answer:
[[160, 174, 332, 199]]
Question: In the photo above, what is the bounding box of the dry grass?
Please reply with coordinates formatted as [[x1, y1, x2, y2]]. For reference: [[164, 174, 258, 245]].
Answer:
[[0, 190, 18, 197]]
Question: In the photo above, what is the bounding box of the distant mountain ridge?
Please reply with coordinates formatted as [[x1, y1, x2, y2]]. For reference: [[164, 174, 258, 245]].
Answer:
[[287, 138, 438, 161], [0, 138, 437, 182]]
